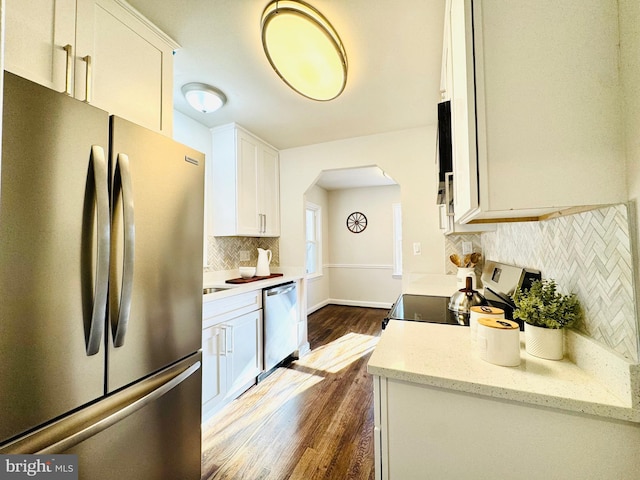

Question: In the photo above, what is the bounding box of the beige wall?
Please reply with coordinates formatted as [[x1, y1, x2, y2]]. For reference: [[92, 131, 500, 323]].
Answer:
[[620, 0, 640, 356], [326, 185, 401, 308], [280, 126, 445, 288]]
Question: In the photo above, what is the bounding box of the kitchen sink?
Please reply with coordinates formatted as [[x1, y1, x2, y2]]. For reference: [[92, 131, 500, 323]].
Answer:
[[203, 287, 231, 295]]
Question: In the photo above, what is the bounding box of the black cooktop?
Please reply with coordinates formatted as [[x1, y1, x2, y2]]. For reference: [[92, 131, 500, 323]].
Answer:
[[383, 294, 468, 329]]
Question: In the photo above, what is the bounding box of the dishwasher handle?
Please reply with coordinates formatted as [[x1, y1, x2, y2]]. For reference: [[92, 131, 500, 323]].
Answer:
[[265, 283, 296, 296]]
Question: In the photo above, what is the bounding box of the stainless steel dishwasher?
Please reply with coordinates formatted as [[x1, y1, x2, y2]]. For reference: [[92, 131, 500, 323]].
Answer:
[[262, 282, 298, 376]]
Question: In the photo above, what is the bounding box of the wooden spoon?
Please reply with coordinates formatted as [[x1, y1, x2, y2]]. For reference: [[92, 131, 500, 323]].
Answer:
[[463, 254, 471, 267], [468, 252, 481, 267], [450, 254, 461, 267]]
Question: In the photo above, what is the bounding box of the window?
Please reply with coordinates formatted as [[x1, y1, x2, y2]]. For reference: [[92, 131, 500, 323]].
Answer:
[[305, 202, 322, 276], [392, 203, 402, 277]]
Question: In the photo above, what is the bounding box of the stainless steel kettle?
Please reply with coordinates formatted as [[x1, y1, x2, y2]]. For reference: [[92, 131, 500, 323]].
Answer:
[[448, 276, 488, 315]]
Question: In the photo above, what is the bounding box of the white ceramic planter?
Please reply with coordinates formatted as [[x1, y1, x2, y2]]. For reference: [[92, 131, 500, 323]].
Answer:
[[524, 323, 564, 360]]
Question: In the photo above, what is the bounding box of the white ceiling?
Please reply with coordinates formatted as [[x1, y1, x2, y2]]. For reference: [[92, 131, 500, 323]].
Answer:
[[126, 0, 446, 151]]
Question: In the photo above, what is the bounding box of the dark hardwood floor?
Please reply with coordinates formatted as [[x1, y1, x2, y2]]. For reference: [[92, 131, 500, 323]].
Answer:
[[201, 305, 385, 480]]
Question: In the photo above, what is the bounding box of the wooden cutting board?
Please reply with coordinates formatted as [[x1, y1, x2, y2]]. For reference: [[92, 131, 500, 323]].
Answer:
[[225, 273, 284, 284]]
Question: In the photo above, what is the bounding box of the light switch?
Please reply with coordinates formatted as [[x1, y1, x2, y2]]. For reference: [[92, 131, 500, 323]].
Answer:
[[413, 242, 421, 255], [462, 241, 473, 255]]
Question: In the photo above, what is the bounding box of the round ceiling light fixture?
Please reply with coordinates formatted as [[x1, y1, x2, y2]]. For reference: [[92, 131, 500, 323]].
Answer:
[[181, 83, 227, 113], [261, 0, 348, 101]]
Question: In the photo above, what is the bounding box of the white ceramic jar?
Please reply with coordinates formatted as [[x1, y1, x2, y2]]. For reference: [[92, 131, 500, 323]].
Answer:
[[469, 305, 504, 341], [456, 267, 477, 290], [477, 317, 521, 367]]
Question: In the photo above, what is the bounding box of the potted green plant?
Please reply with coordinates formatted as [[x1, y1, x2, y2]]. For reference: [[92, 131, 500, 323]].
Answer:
[[512, 279, 581, 360]]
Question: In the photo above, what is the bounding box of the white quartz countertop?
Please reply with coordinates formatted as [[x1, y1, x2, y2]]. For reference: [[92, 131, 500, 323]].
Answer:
[[368, 320, 640, 423], [203, 269, 303, 301]]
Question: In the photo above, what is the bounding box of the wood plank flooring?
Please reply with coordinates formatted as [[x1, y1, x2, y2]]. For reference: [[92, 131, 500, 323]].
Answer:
[[201, 305, 385, 480]]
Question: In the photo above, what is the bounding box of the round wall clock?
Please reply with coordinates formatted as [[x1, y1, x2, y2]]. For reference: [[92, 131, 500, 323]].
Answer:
[[346, 212, 367, 233]]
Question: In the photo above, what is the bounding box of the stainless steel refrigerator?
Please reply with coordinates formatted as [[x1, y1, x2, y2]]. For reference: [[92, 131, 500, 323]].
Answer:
[[0, 72, 204, 479]]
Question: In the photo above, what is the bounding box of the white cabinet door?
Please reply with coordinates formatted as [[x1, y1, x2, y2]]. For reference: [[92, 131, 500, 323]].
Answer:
[[439, 0, 452, 100], [449, 0, 478, 222], [225, 309, 263, 400], [448, 0, 626, 223], [236, 129, 261, 235], [202, 325, 225, 410], [260, 145, 280, 236], [5, 0, 77, 94], [212, 123, 281, 237], [75, 0, 176, 134], [5, 0, 176, 135]]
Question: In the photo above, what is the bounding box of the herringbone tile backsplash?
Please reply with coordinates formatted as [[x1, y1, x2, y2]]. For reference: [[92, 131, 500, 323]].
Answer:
[[479, 204, 638, 362], [205, 236, 279, 272]]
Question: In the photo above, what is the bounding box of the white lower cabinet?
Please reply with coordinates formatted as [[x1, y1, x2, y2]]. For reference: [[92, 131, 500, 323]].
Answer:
[[374, 376, 640, 480], [224, 309, 263, 399], [202, 290, 263, 421], [201, 325, 225, 412]]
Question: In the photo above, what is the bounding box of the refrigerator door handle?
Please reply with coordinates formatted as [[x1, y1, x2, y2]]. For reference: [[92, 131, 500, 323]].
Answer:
[[86, 145, 110, 355], [113, 153, 135, 347], [0, 358, 201, 455]]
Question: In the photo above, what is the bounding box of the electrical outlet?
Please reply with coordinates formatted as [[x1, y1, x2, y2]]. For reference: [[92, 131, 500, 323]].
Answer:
[[239, 250, 250, 262], [413, 242, 421, 255], [462, 241, 473, 255]]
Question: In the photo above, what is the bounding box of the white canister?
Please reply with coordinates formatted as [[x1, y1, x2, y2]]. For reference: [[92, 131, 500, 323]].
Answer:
[[456, 267, 477, 290], [477, 317, 521, 367], [469, 306, 504, 341]]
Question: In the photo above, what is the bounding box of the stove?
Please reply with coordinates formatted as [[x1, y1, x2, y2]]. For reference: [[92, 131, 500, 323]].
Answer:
[[382, 261, 542, 331], [382, 294, 467, 329]]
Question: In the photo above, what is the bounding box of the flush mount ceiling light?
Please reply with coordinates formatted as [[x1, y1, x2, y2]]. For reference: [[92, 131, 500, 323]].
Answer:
[[182, 83, 227, 113], [261, 0, 348, 101]]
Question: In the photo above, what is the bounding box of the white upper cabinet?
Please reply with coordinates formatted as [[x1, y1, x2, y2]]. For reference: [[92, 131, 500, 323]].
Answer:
[[4, 0, 77, 94], [448, 0, 626, 223], [5, 0, 178, 135], [212, 123, 280, 237]]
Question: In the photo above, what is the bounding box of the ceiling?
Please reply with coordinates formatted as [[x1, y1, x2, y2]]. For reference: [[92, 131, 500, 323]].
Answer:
[[126, 0, 446, 151]]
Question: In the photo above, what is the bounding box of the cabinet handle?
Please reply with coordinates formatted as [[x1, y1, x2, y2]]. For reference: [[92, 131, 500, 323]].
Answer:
[[258, 213, 265, 234], [227, 325, 234, 355], [218, 327, 227, 357], [63, 44, 73, 96], [83, 55, 92, 103], [438, 204, 445, 230], [444, 172, 454, 217]]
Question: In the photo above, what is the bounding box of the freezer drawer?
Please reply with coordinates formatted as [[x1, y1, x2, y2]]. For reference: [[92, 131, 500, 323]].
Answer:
[[1, 353, 202, 480]]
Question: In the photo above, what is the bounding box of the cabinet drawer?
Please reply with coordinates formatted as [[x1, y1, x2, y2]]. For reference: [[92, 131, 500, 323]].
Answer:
[[203, 290, 262, 328]]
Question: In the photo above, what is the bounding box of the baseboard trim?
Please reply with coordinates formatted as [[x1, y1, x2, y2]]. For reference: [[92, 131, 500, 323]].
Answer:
[[328, 298, 393, 310], [307, 299, 331, 315]]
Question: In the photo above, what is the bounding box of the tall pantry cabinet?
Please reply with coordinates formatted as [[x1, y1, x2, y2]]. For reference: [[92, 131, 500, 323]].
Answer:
[[4, 0, 177, 135]]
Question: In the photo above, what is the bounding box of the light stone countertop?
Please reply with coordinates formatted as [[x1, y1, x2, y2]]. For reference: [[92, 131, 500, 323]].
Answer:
[[368, 320, 640, 423], [203, 268, 304, 301]]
